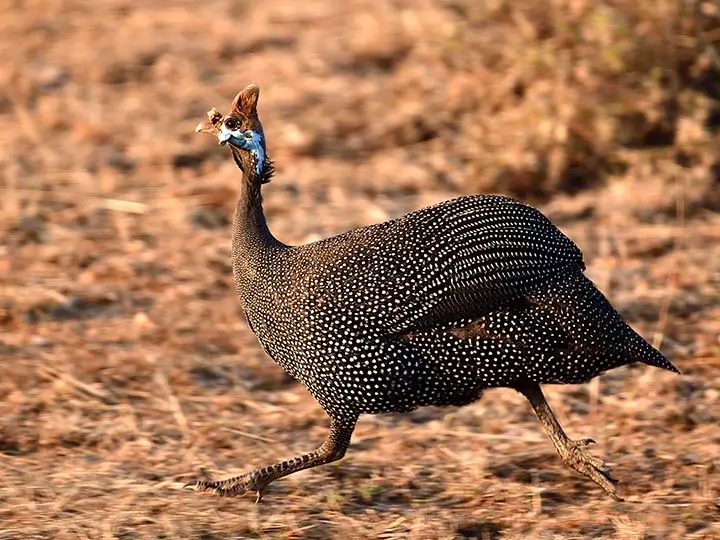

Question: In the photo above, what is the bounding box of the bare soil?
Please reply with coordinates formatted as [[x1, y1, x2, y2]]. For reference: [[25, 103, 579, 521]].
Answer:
[[1, 0, 719, 538]]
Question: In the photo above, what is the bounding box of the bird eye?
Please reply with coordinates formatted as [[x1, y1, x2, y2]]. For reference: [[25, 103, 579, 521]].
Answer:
[[224, 117, 240, 131]]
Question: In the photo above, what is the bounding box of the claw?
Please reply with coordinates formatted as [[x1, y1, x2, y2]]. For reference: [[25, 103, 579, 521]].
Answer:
[[572, 438, 597, 448], [183, 471, 265, 498], [184, 479, 212, 493], [562, 439, 624, 501]]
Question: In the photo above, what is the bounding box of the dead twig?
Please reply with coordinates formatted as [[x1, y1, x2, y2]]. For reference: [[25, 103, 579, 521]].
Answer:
[[37, 363, 118, 406]]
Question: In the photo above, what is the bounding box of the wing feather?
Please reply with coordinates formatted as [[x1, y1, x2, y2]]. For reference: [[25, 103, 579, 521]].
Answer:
[[395, 195, 584, 331]]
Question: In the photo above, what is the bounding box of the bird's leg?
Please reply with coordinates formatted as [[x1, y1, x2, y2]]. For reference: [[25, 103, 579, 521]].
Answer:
[[515, 382, 622, 501], [185, 415, 357, 501]]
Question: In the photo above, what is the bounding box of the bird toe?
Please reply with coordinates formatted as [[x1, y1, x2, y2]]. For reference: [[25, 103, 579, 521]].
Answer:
[[563, 441, 623, 501], [577, 438, 597, 447], [184, 471, 264, 498]]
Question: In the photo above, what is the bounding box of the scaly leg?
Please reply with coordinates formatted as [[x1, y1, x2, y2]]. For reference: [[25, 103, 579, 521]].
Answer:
[[515, 382, 622, 501], [185, 415, 357, 502]]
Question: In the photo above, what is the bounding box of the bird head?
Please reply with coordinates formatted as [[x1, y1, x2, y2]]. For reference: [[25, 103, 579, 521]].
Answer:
[[196, 83, 270, 181]]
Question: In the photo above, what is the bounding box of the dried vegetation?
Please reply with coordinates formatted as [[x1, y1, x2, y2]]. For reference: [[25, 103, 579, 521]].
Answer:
[[1, 0, 719, 538]]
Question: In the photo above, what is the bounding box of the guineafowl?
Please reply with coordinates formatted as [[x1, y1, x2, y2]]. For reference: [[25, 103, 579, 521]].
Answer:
[[184, 84, 679, 502]]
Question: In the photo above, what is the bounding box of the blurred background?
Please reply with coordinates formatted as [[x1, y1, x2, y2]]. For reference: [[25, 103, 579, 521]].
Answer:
[[1, 0, 719, 538]]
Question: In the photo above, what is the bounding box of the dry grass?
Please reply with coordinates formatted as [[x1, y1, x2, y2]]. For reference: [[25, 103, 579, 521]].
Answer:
[[1, 0, 719, 538]]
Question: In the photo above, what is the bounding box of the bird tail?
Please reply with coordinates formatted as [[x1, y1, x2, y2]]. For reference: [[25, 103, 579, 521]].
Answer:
[[532, 272, 681, 376], [578, 274, 681, 375], [626, 327, 681, 374]]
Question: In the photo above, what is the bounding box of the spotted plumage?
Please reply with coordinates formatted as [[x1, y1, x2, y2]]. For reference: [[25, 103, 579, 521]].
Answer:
[[185, 84, 679, 502]]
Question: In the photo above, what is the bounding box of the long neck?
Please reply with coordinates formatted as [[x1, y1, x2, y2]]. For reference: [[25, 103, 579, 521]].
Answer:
[[231, 167, 283, 290]]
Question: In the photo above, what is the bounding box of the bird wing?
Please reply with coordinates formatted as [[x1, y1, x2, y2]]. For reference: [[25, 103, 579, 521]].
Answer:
[[393, 195, 585, 332]]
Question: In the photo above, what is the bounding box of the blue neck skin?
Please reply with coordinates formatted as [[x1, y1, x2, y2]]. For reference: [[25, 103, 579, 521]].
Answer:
[[218, 124, 266, 176]]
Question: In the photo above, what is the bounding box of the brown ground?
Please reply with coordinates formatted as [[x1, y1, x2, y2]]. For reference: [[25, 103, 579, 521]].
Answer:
[[1, 0, 719, 538]]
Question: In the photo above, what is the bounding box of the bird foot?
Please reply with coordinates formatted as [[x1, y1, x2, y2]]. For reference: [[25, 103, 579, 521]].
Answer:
[[184, 471, 267, 502], [560, 438, 623, 501]]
